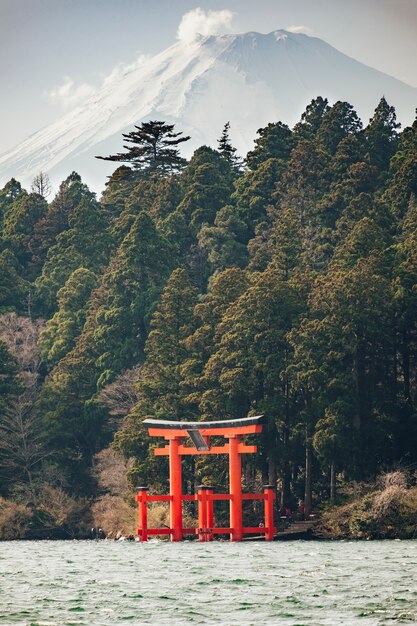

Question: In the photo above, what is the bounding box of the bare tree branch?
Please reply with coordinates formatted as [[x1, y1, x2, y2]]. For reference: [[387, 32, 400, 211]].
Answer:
[[97, 365, 143, 417]]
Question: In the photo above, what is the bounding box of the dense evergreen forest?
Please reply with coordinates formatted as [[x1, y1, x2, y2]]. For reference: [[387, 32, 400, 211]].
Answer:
[[1, 96, 417, 536]]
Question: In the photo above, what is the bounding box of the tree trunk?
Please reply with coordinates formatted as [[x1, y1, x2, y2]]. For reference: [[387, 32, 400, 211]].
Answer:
[[330, 462, 336, 501], [354, 342, 366, 431], [280, 463, 291, 511], [304, 440, 312, 516], [353, 341, 366, 476], [268, 457, 276, 487], [403, 330, 411, 404]]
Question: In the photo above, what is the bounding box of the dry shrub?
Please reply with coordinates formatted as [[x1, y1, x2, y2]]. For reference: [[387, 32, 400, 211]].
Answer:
[[372, 484, 407, 520], [147, 503, 170, 530], [91, 494, 136, 538], [315, 500, 358, 539], [35, 485, 92, 538], [317, 471, 417, 540], [378, 470, 408, 490], [147, 503, 197, 533], [91, 498, 197, 540], [93, 447, 132, 496], [96, 365, 142, 427], [0, 497, 32, 540]]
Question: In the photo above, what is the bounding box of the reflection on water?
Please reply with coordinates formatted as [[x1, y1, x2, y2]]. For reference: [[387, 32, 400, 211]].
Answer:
[[0, 539, 416, 625]]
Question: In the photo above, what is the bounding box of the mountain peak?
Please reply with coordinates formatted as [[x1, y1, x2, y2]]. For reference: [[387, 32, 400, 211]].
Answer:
[[1, 29, 416, 192]]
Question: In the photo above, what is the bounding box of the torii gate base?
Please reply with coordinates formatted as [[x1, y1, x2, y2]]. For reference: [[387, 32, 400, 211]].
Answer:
[[136, 416, 276, 542]]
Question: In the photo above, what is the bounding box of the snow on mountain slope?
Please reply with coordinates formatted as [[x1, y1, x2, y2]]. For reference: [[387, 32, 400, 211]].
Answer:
[[1, 30, 416, 192]]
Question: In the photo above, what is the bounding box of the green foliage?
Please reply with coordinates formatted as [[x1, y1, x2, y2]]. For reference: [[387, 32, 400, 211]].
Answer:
[[38, 268, 99, 368], [0, 341, 19, 413], [92, 210, 175, 385], [198, 205, 248, 272], [0, 250, 29, 315], [0, 179, 25, 233], [246, 122, 294, 170], [96, 120, 190, 174], [35, 195, 113, 315], [115, 269, 198, 474], [2, 192, 48, 279], [234, 157, 287, 230], [293, 96, 330, 140], [30, 172, 96, 270], [1, 96, 417, 530], [177, 146, 235, 229], [317, 100, 362, 154], [217, 121, 240, 169], [365, 96, 401, 172]]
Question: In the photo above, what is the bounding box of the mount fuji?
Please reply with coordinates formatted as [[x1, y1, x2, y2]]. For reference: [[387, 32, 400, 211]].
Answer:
[[1, 29, 416, 192]]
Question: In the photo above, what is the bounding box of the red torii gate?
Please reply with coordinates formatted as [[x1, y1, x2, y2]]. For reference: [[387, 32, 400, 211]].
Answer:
[[135, 415, 276, 542]]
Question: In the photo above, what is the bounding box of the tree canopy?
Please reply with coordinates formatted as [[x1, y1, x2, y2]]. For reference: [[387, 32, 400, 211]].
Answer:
[[96, 120, 190, 174], [1, 96, 417, 521]]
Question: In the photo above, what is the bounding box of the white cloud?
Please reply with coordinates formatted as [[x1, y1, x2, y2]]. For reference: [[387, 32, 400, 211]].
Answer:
[[286, 25, 312, 34], [177, 8, 235, 44], [46, 76, 96, 109], [46, 54, 149, 111]]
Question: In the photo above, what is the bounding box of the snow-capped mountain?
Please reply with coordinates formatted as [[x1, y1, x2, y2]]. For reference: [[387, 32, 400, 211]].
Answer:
[[1, 30, 416, 192]]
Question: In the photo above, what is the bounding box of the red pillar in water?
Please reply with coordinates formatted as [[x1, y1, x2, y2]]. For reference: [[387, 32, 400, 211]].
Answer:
[[229, 435, 243, 542], [206, 487, 214, 542], [136, 487, 148, 542], [169, 437, 183, 542], [197, 486, 207, 542], [197, 486, 214, 542], [263, 485, 275, 541]]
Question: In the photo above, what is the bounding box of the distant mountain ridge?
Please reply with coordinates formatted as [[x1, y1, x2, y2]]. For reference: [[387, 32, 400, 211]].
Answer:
[[1, 29, 416, 192]]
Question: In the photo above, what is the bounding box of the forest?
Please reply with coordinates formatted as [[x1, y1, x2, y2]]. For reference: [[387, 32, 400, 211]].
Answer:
[[0, 96, 417, 538]]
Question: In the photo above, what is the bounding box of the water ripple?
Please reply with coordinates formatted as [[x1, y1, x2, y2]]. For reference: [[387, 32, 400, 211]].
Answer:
[[0, 540, 416, 625]]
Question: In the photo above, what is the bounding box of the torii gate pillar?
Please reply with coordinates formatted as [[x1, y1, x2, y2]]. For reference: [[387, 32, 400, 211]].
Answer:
[[229, 435, 243, 541], [169, 437, 183, 541]]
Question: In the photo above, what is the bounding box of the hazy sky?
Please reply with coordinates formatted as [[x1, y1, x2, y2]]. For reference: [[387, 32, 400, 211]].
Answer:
[[1, 0, 417, 154]]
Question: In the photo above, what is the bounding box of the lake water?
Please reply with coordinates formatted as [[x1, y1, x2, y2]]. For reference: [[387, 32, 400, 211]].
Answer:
[[0, 539, 416, 625]]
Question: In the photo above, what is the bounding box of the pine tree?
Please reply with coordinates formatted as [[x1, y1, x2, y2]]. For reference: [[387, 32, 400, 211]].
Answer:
[[30, 172, 96, 276], [383, 114, 417, 218], [290, 253, 393, 480], [182, 268, 250, 412], [176, 146, 235, 229], [96, 120, 190, 174], [0, 178, 25, 233], [35, 196, 113, 315], [365, 97, 401, 172], [0, 250, 29, 315], [293, 96, 330, 140], [217, 122, 240, 168], [124, 268, 198, 422], [246, 122, 294, 170], [198, 205, 248, 272], [83, 210, 175, 387], [38, 268, 99, 368], [392, 196, 417, 456], [248, 205, 302, 277], [2, 192, 48, 278], [99, 166, 137, 224], [233, 157, 287, 231], [317, 101, 362, 154]]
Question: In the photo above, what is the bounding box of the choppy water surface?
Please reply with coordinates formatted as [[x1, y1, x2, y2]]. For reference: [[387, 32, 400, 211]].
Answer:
[[0, 540, 416, 626]]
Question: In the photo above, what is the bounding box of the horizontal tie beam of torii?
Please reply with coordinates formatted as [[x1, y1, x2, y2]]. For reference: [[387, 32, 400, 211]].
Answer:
[[136, 415, 276, 542]]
